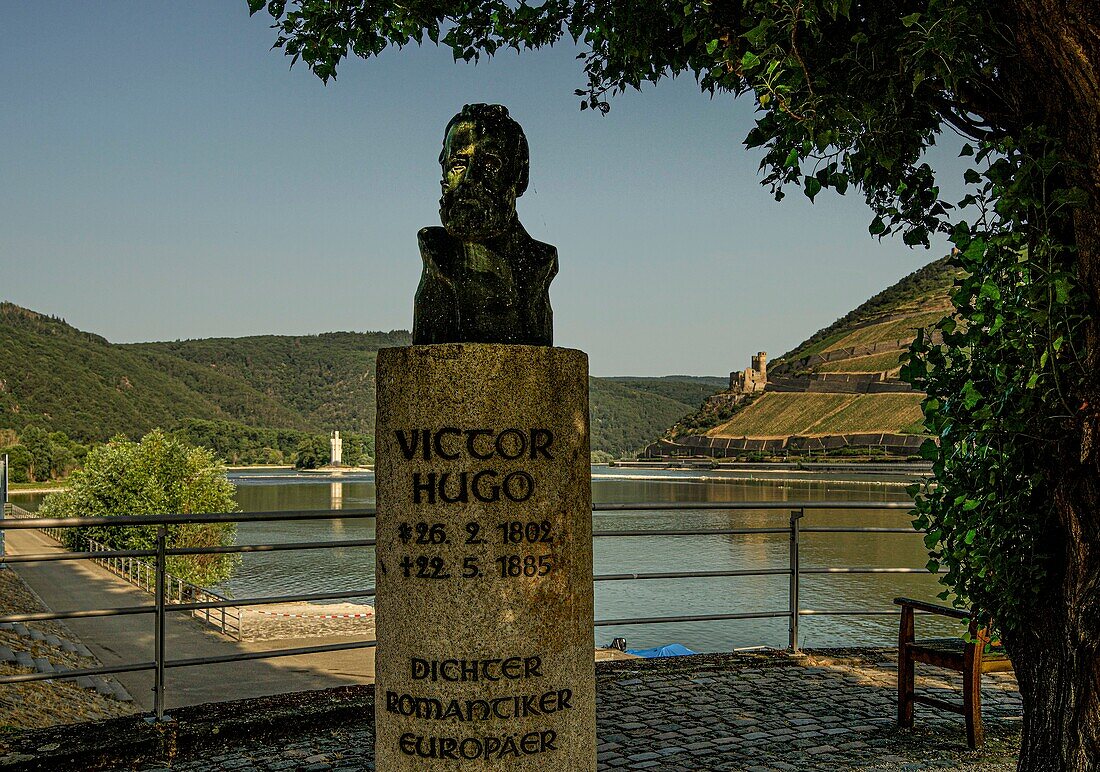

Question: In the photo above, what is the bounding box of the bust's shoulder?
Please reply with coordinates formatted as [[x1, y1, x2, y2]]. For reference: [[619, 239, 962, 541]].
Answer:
[[528, 237, 557, 260], [518, 237, 557, 268], [517, 235, 558, 284]]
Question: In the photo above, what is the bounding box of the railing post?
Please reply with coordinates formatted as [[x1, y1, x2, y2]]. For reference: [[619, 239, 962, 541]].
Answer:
[[153, 526, 167, 721], [788, 508, 803, 652]]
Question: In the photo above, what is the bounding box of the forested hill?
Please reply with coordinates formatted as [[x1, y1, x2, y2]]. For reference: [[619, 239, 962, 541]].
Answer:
[[0, 303, 710, 455], [127, 332, 410, 437], [0, 303, 309, 441]]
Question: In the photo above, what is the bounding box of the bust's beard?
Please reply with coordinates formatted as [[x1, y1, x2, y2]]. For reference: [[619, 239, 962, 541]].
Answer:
[[440, 187, 516, 241]]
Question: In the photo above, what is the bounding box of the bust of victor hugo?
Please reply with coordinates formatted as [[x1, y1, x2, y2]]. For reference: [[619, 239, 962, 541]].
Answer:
[[412, 104, 557, 346]]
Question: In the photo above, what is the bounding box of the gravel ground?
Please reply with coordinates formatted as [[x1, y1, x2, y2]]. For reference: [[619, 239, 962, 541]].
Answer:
[[0, 566, 138, 730]]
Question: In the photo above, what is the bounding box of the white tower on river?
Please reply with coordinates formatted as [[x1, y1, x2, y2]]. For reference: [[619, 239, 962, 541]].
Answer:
[[330, 430, 343, 467]]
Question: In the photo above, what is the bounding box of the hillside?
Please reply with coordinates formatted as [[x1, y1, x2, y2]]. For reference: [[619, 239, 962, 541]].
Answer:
[[0, 304, 702, 456], [773, 256, 962, 372], [604, 376, 728, 407], [127, 332, 409, 436], [654, 257, 960, 458], [0, 304, 307, 440], [589, 378, 717, 455]]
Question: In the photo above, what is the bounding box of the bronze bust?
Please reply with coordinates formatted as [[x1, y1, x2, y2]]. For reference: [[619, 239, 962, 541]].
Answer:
[[413, 104, 557, 346]]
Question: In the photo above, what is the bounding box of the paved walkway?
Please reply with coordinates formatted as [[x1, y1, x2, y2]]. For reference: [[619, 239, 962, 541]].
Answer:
[[5, 528, 375, 711], [118, 650, 1021, 771]]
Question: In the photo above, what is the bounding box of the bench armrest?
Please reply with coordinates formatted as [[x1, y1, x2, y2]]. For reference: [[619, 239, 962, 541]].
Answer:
[[894, 596, 970, 620]]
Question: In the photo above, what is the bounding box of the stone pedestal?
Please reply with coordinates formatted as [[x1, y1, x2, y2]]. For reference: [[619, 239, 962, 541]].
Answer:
[[374, 344, 595, 770]]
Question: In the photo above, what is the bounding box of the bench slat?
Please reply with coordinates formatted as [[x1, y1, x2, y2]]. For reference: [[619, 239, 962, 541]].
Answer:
[[893, 596, 970, 620]]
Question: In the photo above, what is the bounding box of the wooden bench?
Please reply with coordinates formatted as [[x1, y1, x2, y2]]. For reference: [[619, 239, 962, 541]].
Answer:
[[894, 597, 1013, 748]]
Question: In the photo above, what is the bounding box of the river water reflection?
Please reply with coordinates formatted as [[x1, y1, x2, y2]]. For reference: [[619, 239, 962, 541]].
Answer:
[[11, 466, 958, 651], [211, 465, 958, 652]]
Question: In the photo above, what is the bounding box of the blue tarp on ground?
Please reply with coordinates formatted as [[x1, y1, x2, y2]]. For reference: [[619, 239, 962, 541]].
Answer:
[[625, 643, 696, 658]]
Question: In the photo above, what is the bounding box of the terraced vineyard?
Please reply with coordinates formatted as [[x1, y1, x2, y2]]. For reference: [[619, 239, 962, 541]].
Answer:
[[707, 392, 926, 438], [808, 393, 925, 435], [777, 256, 962, 367], [707, 393, 854, 438], [821, 310, 946, 353]]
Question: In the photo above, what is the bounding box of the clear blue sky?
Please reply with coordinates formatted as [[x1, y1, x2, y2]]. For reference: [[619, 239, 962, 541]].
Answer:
[[0, 2, 963, 376]]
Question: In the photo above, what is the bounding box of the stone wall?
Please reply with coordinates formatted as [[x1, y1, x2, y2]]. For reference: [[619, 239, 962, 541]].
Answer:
[[766, 374, 916, 395]]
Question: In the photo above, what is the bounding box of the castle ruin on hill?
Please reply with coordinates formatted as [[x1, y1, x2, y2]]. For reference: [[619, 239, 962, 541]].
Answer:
[[730, 351, 768, 394]]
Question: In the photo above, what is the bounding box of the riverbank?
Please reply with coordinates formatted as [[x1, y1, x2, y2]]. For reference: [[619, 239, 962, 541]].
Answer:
[[4, 482, 67, 495]]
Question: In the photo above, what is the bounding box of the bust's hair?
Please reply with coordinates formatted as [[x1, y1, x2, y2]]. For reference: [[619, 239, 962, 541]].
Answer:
[[440, 103, 530, 196]]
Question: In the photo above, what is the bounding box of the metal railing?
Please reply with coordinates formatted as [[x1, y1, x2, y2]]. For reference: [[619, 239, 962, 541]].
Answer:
[[86, 537, 242, 639], [0, 501, 930, 721], [6, 504, 67, 542], [4, 505, 242, 638]]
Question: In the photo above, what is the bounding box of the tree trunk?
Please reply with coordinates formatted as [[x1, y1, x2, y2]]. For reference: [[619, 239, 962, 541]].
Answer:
[[1007, 2, 1100, 769]]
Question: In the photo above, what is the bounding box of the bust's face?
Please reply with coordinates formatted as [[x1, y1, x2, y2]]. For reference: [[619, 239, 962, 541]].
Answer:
[[439, 120, 518, 241]]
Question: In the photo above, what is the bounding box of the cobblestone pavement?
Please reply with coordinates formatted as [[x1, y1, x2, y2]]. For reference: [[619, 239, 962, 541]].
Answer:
[[120, 649, 1022, 771]]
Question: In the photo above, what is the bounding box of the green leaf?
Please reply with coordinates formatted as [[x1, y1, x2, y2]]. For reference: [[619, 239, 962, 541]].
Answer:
[[783, 148, 799, 169], [741, 51, 761, 71], [901, 12, 921, 26], [744, 21, 772, 46], [961, 381, 982, 409], [804, 176, 822, 201], [1054, 278, 1071, 303], [869, 215, 886, 235], [706, 38, 719, 55], [903, 226, 928, 246]]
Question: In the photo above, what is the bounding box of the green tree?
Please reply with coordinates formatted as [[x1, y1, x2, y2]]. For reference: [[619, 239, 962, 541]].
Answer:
[[1, 445, 32, 484], [590, 449, 615, 465], [37, 430, 239, 586], [251, 2, 1100, 765], [294, 435, 329, 469], [340, 432, 374, 467], [18, 425, 52, 482]]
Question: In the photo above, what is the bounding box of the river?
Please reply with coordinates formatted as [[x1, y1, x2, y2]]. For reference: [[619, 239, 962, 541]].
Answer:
[[11, 465, 960, 653]]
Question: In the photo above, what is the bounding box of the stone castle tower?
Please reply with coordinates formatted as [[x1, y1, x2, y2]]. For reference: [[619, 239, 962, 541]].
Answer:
[[730, 352, 768, 394]]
